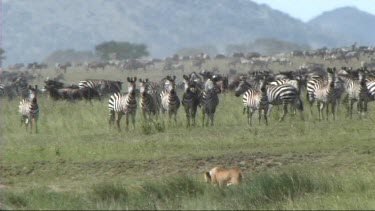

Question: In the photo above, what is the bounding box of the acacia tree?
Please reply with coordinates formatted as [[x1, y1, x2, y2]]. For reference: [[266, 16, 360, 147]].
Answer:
[[95, 41, 149, 60]]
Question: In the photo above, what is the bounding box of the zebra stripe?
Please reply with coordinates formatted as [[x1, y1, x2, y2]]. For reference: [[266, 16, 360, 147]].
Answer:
[[18, 85, 39, 133], [108, 77, 137, 131], [234, 80, 266, 125], [200, 78, 220, 126], [313, 68, 339, 120], [339, 73, 365, 118], [270, 79, 299, 93], [161, 76, 180, 123], [139, 79, 159, 120], [263, 80, 304, 122], [182, 75, 200, 127]]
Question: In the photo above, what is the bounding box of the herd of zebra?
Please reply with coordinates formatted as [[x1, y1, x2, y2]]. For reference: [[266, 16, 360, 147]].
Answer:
[[4, 65, 375, 133]]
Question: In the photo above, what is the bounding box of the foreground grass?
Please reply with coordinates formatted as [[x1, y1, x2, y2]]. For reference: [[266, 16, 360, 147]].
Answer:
[[2, 169, 375, 210]]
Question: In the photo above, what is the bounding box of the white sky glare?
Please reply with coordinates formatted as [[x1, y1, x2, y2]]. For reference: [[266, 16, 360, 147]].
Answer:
[[251, 0, 375, 22]]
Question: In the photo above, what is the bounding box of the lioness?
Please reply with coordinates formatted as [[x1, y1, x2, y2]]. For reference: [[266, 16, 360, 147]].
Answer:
[[204, 167, 244, 187]]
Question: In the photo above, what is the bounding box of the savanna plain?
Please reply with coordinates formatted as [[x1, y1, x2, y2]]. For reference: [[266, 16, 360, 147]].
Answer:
[[1, 57, 375, 210]]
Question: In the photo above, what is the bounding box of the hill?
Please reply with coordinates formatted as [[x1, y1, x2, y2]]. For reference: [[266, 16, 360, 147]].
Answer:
[[2, 1, 374, 65]]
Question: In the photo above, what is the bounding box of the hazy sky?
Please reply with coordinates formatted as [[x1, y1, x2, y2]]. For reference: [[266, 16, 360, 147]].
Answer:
[[252, 0, 375, 22]]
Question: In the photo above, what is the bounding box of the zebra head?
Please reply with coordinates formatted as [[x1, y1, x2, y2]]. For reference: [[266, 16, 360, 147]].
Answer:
[[182, 74, 199, 94], [234, 80, 251, 97], [139, 78, 149, 94], [127, 77, 137, 95], [327, 67, 339, 88], [165, 75, 177, 93], [28, 85, 38, 102], [204, 76, 221, 94], [358, 67, 368, 87]]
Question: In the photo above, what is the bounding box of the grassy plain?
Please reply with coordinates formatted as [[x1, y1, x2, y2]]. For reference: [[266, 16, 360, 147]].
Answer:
[[1, 57, 375, 209]]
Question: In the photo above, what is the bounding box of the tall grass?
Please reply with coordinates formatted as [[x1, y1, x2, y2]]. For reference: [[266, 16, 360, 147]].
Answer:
[[2, 170, 374, 210]]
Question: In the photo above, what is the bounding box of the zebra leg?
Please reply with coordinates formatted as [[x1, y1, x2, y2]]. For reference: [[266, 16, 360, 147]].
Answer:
[[364, 100, 368, 117], [258, 109, 262, 125], [174, 111, 178, 125], [20, 116, 24, 127], [202, 109, 206, 127], [317, 102, 322, 120], [116, 113, 123, 131], [248, 107, 253, 126], [191, 107, 197, 126], [349, 100, 355, 119], [326, 102, 330, 121], [279, 103, 288, 122], [185, 108, 191, 127], [125, 113, 130, 130], [131, 113, 136, 130], [29, 116, 33, 134], [331, 102, 336, 121], [210, 112, 214, 126], [168, 111, 173, 124], [109, 110, 115, 128], [264, 108, 268, 126], [34, 118, 38, 134]]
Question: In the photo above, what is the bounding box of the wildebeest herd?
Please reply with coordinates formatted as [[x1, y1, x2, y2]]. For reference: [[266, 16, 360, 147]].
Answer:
[[3, 44, 375, 133]]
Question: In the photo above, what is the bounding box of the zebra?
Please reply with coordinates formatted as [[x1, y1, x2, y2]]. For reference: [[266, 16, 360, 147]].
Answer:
[[200, 76, 220, 126], [262, 75, 304, 122], [182, 74, 201, 127], [79, 79, 122, 96], [338, 68, 368, 118], [234, 79, 268, 125], [270, 79, 300, 93], [108, 77, 137, 131], [313, 67, 340, 120], [357, 68, 372, 116], [160, 75, 180, 124], [139, 78, 159, 120], [18, 85, 39, 133]]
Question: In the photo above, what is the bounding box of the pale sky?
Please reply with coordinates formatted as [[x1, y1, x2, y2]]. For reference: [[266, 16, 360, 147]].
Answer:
[[251, 0, 375, 22]]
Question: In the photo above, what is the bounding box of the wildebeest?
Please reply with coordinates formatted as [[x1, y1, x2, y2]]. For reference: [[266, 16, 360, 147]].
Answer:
[[44, 84, 101, 102]]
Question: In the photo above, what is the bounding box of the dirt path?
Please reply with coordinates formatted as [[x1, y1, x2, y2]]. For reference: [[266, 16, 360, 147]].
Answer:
[[0, 151, 327, 179]]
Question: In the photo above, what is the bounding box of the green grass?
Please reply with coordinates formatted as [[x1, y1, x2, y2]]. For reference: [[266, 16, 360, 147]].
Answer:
[[1, 57, 375, 209]]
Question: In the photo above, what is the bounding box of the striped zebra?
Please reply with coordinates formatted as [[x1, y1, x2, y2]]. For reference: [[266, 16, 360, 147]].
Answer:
[[234, 79, 268, 125], [18, 85, 39, 133], [139, 78, 159, 120], [270, 79, 300, 93], [108, 77, 137, 131], [313, 67, 340, 120], [79, 79, 122, 96], [339, 68, 369, 118], [200, 76, 220, 126], [160, 75, 180, 124], [182, 74, 201, 127], [357, 69, 372, 116], [262, 76, 304, 122]]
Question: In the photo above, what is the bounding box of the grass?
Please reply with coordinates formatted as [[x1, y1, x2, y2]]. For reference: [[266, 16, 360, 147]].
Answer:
[[1, 56, 375, 209]]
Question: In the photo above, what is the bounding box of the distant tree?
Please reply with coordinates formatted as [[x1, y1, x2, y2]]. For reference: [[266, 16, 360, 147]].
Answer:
[[95, 41, 149, 60], [176, 44, 218, 56], [225, 43, 249, 55], [0, 48, 5, 67], [251, 38, 311, 55], [44, 49, 97, 65]]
